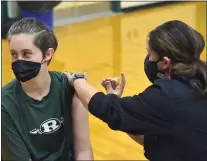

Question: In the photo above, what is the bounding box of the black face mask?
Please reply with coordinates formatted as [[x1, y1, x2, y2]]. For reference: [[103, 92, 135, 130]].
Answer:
[[144, 55, 164, 83], [12, 59, 46, 82]]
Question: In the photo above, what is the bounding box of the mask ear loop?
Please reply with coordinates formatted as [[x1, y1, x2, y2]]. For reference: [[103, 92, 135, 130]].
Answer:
[[41, 49, 53, 64], [159, 57, 172, 80], [41, 60, 47, 64], [40, 55, 48, 65], [156, 56, 165, 79], [156, 56, 163, 63]]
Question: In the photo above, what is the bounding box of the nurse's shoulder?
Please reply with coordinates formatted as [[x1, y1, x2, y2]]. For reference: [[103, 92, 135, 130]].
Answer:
[[152, 78, 194, 101]]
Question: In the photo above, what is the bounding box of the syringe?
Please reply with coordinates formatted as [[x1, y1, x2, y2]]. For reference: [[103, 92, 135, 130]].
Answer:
[[95, 76, 121, 86]]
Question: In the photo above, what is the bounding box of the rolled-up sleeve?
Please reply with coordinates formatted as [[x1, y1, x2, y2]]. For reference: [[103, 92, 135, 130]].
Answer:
[[88, 85, 174, 135]]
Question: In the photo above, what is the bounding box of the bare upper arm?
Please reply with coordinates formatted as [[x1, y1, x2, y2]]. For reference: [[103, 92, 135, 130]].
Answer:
[[72, 94, 91, 152]]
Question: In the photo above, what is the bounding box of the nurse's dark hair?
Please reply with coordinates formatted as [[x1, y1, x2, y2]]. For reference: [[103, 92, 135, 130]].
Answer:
[[6, 18, 58, 65], [148, 20, 207, 96]]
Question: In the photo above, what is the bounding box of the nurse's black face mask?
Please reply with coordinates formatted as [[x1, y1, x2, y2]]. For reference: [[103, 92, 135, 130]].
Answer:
[[12, 58, 47, 82], [144, 55, 164, 83]]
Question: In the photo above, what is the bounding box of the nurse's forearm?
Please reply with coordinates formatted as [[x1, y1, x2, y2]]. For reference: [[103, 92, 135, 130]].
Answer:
[[73, 79, 99, 108]]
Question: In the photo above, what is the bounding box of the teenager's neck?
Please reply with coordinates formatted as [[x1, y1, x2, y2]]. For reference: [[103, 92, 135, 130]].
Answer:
[[21, 70, 51, 96]]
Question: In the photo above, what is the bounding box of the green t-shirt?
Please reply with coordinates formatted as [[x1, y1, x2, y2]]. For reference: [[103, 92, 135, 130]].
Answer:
[[2, 71, 75, 161]]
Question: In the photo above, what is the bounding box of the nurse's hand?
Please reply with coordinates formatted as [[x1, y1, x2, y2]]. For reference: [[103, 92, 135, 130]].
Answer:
[[64, 72, 87, 86], [101, 73, 126, 97]]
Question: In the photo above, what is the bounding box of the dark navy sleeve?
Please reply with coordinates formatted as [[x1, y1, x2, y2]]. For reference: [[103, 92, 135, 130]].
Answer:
[[88, 84, 174, 135]]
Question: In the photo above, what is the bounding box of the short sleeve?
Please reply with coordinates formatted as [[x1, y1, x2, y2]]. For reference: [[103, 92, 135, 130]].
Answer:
[[2, 106, 31, 161]]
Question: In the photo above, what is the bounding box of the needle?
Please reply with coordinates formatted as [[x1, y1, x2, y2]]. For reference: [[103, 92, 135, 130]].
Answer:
[[95, 76, 121, 86]]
